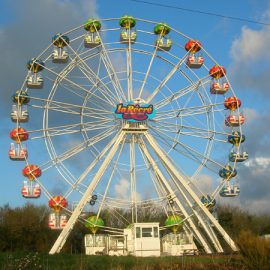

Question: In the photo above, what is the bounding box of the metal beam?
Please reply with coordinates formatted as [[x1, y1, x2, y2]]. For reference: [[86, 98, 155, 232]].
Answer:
[[144, 131, 238, 252], [49, 131, 125, 254], [139, 138, 212, 253]]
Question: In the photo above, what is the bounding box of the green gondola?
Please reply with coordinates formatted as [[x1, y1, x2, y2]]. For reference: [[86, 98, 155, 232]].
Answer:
[[85, 216, 104, 234], [12, 90, 30, 105], [52, 33, 70, 48], [154, 23, 170, 36], [84, 19, 102, 32], [119, 15, 136, 28], [27, 58, 44, 73], [165, 215, 183, 233]]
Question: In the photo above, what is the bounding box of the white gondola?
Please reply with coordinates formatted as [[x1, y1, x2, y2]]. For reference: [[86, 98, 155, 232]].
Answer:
[[229, 151, 248, 162], [210, 81, 229, 94], [84, 234, 107, 255], [225, 114, 245, 127], [120, 30, 137, 44], [9, 143, 28, 161], [220, 184, 240, 197], [10, 104, 29, 122], [155, 37, 172, 51], [52, 48, 69, 63], [21, 181, 41, 198], [48, 213, 67, 229], [186, 55, 204, 69], [84, 34, 101, 48], [26, 74, 43, 89], [161, 232, 198, 256]]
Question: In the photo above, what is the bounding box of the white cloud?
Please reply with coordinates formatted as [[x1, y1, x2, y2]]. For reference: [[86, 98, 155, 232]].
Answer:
[[115, 178, 130, 199], [114, 178, 142, 201], [243, 108, 258, 123], [193, 174, 213, 194], [244, 157, 270, 175], [219, 196, 270, 215], [230, 26, 270, 64], [229, 20, 270, 95], [244, 156, 270, 168]]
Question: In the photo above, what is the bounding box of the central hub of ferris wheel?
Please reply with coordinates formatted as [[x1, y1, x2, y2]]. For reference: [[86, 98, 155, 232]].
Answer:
[[114, 98, 155, 133]]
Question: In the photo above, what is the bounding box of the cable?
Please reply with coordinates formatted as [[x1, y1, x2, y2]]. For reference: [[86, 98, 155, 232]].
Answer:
[[130, 0, 270, 26]]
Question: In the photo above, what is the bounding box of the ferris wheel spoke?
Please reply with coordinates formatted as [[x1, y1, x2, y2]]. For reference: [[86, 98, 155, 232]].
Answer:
[[138, 45, 158, 99], [138, 137, 212, 243], [31, 104, 113, 121], [64, 40, 122, 104], [96, 29, 127, 101], [82, 123, 116, 132], [28, 95, 113, 116], [95, 52, 121, 104], [162, 129, 226, 143], [82, 114, 114, 122], [37, 61, 115, 108], [175, 83, 215, 133], [152, 121, 230, 137], [126, 36, 133, 100], [154, 104, 223, 122], [151, 130, 220, 175], [146, 49, 193, 104], [150, 125, 224, 169], [69, 64, 116, 106], [40, 126, 116, 172], [152, 122, 212, 140], [155, 102, 224, 117], [73, 57, 120, 106], [154, 109, 224, 122], [155, 75, 212, 110], [138, 138, 175, 216], [98, 52, 126, 102], [139, 145, 166, 199], [150, 126, 206, 166], [64, 130, 123, 198], [95, 135, 126, 223], [31, 104, 81, 116], [30, 120, 108, 135], [28, 120, 114, 140], [45, 76, 87, 100], [130, 135, 138, 223], [72, 49, 123, 104], [42, 131, 115, 176]]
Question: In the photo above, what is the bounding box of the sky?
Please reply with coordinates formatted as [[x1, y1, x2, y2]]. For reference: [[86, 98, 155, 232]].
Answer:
[[0, 0, 270, 215]]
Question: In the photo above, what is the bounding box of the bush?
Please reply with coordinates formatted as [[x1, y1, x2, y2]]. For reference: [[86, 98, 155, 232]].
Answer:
[[236, 230, 270, 270]]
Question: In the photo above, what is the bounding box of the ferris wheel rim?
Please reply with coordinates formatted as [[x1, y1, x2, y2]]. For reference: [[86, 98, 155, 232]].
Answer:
[[11, 17, 245, 241]]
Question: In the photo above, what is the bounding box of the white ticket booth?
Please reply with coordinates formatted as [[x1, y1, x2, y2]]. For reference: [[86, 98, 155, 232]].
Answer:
[[124, 222, 160, 257]]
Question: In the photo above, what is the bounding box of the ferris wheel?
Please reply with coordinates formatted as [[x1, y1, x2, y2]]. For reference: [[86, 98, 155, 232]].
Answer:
[[9, 16, 248, 254]]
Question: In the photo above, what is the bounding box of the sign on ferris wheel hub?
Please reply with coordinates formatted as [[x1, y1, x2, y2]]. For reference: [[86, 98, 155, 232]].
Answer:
[[114, 102, 156, 122]]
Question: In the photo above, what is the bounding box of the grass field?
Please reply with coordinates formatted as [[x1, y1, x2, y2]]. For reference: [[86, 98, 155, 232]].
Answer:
[[0, 252, 246, 270]]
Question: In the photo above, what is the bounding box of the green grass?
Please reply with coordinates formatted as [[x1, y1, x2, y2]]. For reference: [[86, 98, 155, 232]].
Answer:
[[0, 252, 246, 270]]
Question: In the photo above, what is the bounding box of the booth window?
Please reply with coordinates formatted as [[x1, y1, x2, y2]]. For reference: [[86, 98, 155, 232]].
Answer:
[[136, 227, 141, 238], [154, 227, 158, 238], [142, 227, 152, 237]]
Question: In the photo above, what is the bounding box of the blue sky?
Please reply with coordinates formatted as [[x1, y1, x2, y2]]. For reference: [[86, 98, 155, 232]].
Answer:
[[0, 0, 270, 214]]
